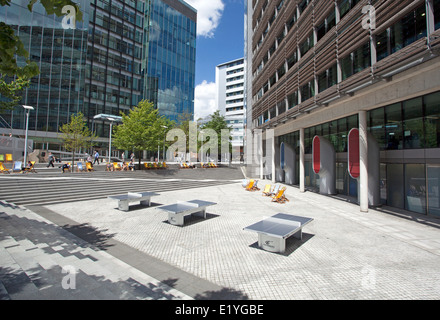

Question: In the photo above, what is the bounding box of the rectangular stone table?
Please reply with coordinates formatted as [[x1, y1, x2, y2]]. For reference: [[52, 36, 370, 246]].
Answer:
[[108, 192, 159, 211], [156, 200, 217, 226], [244, 213, 313, 253]]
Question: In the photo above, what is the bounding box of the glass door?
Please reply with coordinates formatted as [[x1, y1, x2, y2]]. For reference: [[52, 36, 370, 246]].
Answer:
[[427, 165, 440, 217]]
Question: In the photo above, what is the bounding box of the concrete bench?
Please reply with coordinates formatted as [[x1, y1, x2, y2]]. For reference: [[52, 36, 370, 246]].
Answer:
[[108, 192, 159, 211], [244, 213, 313, 253], [156, 200, 217, 226]]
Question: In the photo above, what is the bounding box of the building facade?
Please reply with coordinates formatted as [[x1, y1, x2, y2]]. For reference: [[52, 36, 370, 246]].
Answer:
[[0, 0, 196, 153], [246, 0, 440, 217], [216, 58, 245, 160]]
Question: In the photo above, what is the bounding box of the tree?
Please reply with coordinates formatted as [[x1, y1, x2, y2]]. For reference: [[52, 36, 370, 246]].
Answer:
[[113, 100, 174, 168], [58, 112, 96, 170], [201, 110, 232, 158], [0, 0, 82, 111]]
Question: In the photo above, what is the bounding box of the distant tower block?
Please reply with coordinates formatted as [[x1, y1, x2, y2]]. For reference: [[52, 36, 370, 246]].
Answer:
[[312, 136, 336, 195], [280, 142, 296, 185]]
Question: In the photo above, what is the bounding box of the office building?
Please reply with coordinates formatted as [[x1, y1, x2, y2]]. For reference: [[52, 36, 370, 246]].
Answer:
[[245, 0, 440, 216], [0, 0, 196, 153], [216, 58, 245, 160]]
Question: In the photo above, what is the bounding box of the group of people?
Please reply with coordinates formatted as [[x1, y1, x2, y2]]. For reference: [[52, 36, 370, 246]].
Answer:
[[46, 151, 136, 172], [106, 153, 136, 172]]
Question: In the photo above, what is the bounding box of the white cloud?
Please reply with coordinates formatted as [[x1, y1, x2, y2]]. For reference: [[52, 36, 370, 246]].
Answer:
[[185, 0, 225, 38], [194, 81, 217, 120]]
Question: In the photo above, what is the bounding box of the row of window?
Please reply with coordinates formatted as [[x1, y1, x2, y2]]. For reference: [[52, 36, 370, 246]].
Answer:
[[254, 0, 439, 98], [255, 2, 440, 124]]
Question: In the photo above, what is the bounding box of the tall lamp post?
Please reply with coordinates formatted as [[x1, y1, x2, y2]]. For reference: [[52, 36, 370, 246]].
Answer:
[[107, 118, 115, 163], [23, 105, 34, 165]]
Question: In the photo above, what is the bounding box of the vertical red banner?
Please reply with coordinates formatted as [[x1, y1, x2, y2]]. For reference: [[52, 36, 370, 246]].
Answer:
[[312, 136, 320, 174], [348, 128, 360, 179]]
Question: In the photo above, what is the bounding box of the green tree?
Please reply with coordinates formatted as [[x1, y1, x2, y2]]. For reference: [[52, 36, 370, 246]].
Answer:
[[201, 110, 232, 155], [59, 112, 96, 170], [113, 100, 174, 168], [0, 0, 82, 111]]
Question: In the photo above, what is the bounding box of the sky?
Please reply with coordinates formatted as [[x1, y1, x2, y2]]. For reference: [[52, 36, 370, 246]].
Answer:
[[184, 0, 246, 120]]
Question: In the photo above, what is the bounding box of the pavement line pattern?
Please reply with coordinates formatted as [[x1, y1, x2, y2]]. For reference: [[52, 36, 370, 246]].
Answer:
[[0, 202, 192, 300]]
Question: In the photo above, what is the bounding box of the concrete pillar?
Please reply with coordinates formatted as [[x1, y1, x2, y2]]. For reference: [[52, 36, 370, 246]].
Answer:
[[359, 111, 369, 212], [300, 127, 305, 193]]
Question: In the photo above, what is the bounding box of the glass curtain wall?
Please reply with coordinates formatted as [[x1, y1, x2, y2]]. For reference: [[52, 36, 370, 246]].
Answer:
[[0, 0, 90, 137], [145, 0, 196, 123]]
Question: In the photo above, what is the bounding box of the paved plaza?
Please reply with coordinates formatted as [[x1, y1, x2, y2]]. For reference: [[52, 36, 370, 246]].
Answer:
[[1, 164, 440, 300]]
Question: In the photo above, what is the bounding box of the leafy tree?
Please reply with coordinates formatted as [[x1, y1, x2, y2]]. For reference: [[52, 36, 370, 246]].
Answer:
[[113, 100, 174, 168], [201, 110, 232, 156], [0, 0, 82, 111], [58, 112, 96, 170]]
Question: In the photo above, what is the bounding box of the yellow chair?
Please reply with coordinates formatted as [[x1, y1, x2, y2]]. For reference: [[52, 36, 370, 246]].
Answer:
[[272, 187, 288, 203], [162, 162, 168, 169], [245, 179, 255, 191], [113, 162, 121, 171], [63, 163, 71, 173], [86, 162, 94, 172], [262, 184, 272, 196], [0, 162, 11, 174], [23, 161, 37, 173], [6, 154, 12, 162]]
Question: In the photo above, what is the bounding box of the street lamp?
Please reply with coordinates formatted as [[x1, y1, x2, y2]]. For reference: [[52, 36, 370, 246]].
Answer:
[[161, 125, 168, 161], [107, 118, 116, 163], [23, 105, 34, 165]]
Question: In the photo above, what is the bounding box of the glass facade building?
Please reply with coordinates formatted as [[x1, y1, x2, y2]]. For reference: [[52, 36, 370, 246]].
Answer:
[[0, 0, 196, 149], [144, 0, 196, 123], [0, 0, 90, 148]]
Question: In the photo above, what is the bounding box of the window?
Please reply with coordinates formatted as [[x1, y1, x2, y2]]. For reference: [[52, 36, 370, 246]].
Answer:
[[287, 11, 297, 32], [317, 9, 336, 42], [287, 91, 298, 109], [287, 51, 297, 69], [300, 81, 315, 102], [403, 98, 424, 149], [341, 42, 370, 80], [300, 32, 314, 57], [385, 103, 403, 150], [391, 5, 426, 53], [277, 63, 286, 79], [376, 29, 389, 61], [424, 91, 440, 148], [339, 0, 361, 20], [435, 0, 440, 29], [368, 108, 386, 150], [318, 64, 337, 93]]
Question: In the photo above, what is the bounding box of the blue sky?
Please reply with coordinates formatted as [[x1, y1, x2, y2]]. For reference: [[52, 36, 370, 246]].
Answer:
[[185, 0, 245, 119], [194, 0, 245, 84]]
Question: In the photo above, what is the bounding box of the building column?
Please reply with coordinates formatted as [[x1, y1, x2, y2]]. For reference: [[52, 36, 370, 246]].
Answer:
[[300, 127, 305, 193], [359, 111, 369, 212]]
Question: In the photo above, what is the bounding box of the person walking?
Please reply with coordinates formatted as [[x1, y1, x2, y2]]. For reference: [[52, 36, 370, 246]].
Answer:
[[47, 152, 55, 167], [93, 151, 100, 165]]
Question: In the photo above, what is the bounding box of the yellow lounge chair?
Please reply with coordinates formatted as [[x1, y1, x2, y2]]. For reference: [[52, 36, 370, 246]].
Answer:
[[245, 179, 255, 191], [86, 162, 94, 172], [162, 162, 168, 169], [262, 184, 272, 196], [113, 162, 122, 171], [272, 187, 289, 203], [5, 154, 13, 162], [23, 161, 37, 173], [0, 162, 11, 174]]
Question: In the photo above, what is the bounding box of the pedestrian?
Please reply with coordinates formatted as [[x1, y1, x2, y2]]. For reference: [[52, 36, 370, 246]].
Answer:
[[128, 158, 135, 171], [93, 151, 100, 165], [47, 152, 55, 167]]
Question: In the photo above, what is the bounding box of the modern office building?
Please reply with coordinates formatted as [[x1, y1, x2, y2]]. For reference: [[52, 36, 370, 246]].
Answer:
[[0, 0, 196, 153], [216, 58, 245, 160], [245, 0, 440, 216], [0, 0, 90, 149]]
